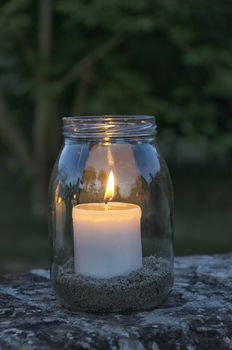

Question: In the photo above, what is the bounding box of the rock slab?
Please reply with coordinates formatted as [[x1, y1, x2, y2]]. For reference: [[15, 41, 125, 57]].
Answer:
[[0, 254, 232, 350]]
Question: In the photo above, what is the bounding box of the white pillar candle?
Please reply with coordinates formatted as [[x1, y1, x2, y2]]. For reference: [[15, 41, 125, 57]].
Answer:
[[73, 202, 142, 278]]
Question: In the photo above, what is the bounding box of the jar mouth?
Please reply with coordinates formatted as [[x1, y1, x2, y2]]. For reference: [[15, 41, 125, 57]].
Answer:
[[63, 115, 155, 121], [63, 115, 156, 141]]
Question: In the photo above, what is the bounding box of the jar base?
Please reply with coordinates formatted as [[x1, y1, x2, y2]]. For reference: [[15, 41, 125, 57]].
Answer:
[[53, 256, 173, 313]]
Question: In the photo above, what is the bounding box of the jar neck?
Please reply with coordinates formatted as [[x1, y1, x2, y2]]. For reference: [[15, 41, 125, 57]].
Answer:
[[63, 115, 156, 144]]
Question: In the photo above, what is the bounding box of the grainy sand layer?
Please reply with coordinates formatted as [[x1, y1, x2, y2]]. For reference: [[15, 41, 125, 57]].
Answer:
[[54, 256, 173, 313]]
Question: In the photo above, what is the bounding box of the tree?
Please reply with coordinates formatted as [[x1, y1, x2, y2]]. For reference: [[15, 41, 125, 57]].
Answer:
[[0, 0, 154, 217]]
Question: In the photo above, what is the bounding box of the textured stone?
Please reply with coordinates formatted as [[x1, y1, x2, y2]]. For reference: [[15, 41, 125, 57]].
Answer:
[[0, 254, 232, 350]]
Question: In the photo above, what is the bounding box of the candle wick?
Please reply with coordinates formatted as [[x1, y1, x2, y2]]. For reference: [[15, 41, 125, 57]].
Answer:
[[104, 200, 109, 210]]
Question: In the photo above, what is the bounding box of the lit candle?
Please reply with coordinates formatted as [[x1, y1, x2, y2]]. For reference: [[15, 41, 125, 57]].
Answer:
[[72, 171, 142, 278]]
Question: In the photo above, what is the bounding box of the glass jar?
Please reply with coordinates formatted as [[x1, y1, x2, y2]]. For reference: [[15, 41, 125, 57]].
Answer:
[[49, 115, 174, 313]]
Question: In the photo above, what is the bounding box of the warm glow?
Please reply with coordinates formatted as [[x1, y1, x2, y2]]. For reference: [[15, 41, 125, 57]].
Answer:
[[57, 197, 62, 204], [104, 170, 115, 203]]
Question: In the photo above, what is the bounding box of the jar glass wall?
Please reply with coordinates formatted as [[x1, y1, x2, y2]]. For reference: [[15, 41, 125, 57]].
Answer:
[[49, 115, 174, 313]]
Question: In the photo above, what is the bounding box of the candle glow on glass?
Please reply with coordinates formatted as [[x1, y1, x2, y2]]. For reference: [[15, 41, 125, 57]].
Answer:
[[73, 170, 143, 278], [56, 196, 66, 247]]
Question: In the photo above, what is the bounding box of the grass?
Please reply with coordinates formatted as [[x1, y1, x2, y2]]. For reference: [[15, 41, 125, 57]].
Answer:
[[0, 165, 231, 273], [0, 175, 48, 272], [173, 166, 232, 256]]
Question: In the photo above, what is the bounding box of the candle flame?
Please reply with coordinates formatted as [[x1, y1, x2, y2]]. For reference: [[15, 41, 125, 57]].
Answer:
[[104, 170, 115, 204]]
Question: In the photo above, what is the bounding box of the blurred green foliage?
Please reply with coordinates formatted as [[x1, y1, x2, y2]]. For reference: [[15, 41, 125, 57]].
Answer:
[[0, 0, 231, 163]]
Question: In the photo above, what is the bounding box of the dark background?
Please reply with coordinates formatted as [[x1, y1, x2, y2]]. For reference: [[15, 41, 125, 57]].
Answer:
[[0, 0, 231, 272]]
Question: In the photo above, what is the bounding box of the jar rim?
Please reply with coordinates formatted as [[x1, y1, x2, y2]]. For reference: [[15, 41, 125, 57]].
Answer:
[[62, 115, 156, 141], [63, 115, 155, 122]]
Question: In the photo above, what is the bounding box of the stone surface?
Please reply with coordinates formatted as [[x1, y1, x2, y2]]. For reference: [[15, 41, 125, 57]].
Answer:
[[0, 254, 232, 350]]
